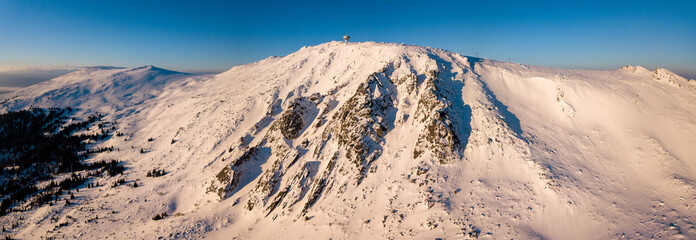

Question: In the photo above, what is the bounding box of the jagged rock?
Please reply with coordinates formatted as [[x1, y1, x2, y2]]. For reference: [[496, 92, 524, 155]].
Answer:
[[206, 165, 241, 200], [302, 154, 337, 215], [269, 97, 318, 140], [394, 73, 419, 94], [246, 159, 283, 209], [413, 70, 462, 163], [208, 146, 259, 200], [276, 106, 303, 139], [321, 72, 394, 182], [308, 92, 322, 103], [265, 186, 289, 216], [279, 161, 319, 213]]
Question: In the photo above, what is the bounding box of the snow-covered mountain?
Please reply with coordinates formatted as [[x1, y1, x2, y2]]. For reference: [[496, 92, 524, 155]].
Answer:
[[1, 41, 696, 239]]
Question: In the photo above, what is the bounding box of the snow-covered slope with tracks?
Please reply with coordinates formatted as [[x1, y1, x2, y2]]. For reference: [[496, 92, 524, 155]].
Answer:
[[1, 41, 696, 239]]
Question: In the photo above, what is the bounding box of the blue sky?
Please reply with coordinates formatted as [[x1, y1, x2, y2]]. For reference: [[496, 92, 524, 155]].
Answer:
[[0, 0, 694, 78]]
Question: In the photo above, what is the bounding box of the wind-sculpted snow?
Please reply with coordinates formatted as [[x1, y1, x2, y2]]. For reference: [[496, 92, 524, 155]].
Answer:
[[1, 41, 696, 240]]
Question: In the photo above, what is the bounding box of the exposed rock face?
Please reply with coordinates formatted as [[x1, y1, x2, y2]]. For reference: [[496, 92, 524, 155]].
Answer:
[[393, 73, 418, 94], [210, 95, 321, 203], [275, 101, 305, 140], [246, 157, 282, 211], [207, 61, 469, 217], [321, 72, 394, 182], [207, 165, 239, 200], [270, 96, 319, 140], [301, 153, 337, 215], [207, 146, 258, 200], [413, 70, 462, 163]]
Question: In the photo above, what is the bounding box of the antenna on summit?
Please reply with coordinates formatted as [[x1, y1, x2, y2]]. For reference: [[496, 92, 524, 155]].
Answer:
[[343, 35, 350, 42]]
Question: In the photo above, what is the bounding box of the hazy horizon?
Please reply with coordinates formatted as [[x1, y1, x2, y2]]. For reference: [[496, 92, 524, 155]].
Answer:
[[2, 49, 694, 91], [0, 0, 694, 87]]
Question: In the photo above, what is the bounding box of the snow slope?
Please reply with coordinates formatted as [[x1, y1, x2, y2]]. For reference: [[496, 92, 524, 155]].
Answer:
[[1, 41, 696, 239]]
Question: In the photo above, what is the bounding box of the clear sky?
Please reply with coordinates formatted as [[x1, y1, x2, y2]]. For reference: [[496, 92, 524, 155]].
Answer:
[[1, 0, 694, 78]]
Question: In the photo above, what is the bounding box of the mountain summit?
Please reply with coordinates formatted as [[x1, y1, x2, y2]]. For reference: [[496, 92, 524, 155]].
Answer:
[[2, 41, 696, 239]]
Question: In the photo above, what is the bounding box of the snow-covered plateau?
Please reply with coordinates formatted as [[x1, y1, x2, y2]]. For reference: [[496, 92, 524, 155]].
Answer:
[[1, 41, 696, 239]]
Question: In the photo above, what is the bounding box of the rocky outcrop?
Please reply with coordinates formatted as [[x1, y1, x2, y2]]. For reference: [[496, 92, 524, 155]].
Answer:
[[393, 73, 419, 94], [274, 103, 304, 140], [302, 153, 337, 215], [413, 70, 462, 163], [269, 96, 318, 140], [207, 146, 259, 200], [245, 157, 283, 211], [321, 72, 395, 183], [207, 165, 240, 200]]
